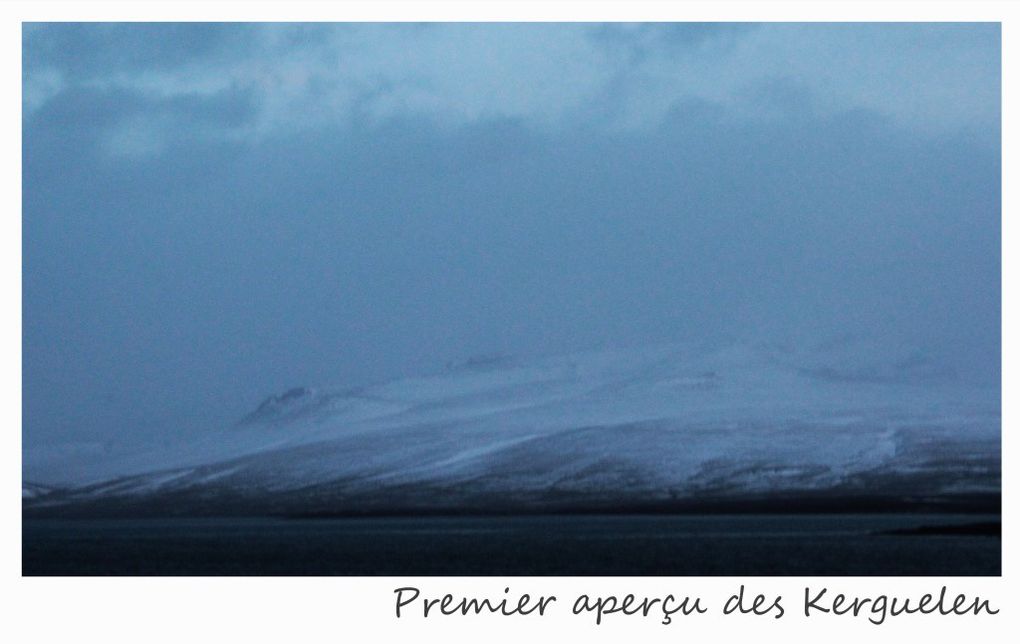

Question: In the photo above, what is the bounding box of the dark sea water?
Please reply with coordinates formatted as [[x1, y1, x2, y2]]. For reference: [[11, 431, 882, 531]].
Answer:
[[22, 514, 1000, 576]]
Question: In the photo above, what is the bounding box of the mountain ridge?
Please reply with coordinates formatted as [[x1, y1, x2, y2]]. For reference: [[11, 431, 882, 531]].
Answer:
[[23, 340, 1000, 517]]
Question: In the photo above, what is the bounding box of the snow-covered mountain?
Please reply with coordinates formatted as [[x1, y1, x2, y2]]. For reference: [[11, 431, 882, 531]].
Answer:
[[23, 341, 1000, 516]]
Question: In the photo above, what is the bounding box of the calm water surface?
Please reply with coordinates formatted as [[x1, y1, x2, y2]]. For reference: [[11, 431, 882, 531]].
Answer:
[[22, 514, 1000, 575]]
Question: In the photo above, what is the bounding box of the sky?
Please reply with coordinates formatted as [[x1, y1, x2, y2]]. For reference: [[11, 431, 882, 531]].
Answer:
[[23, 23, 1000, 449]]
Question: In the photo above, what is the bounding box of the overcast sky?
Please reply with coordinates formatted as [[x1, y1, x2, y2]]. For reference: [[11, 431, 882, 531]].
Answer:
[[23, 23, 1000, 448]]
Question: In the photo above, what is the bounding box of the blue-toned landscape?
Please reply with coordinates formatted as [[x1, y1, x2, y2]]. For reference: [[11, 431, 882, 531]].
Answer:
[[23, 23, 1000, 575]]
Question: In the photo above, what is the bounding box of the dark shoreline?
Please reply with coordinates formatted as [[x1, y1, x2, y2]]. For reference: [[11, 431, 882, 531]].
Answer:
[[879, 521, 1001, 537], [22, 491, 1001, 520]]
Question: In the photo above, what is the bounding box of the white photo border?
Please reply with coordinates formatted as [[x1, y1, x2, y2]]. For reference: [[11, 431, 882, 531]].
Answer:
[[4, 3, 1013, 643]]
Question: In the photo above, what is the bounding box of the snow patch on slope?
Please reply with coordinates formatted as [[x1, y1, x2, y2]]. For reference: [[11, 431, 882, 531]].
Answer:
[[23, 340, 1000, 510]]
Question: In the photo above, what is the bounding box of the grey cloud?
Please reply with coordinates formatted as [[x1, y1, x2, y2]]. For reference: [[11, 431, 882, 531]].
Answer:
[[588, 22, 756, 64], [27, 83, 258, 158], [24, 22, 259, 78], [23, 23, 1002, 158]]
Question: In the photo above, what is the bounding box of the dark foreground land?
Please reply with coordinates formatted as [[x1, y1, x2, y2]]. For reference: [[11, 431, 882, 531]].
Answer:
[[22, 514, 1000, 576]]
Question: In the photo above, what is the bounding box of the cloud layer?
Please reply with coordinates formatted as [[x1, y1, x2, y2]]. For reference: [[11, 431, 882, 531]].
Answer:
[[23, 23, 1000, 448], [25, 23, 1000, 155]]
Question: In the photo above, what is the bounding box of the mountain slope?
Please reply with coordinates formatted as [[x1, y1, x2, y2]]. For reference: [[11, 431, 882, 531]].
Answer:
[[23, 341, 1000, 516]]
